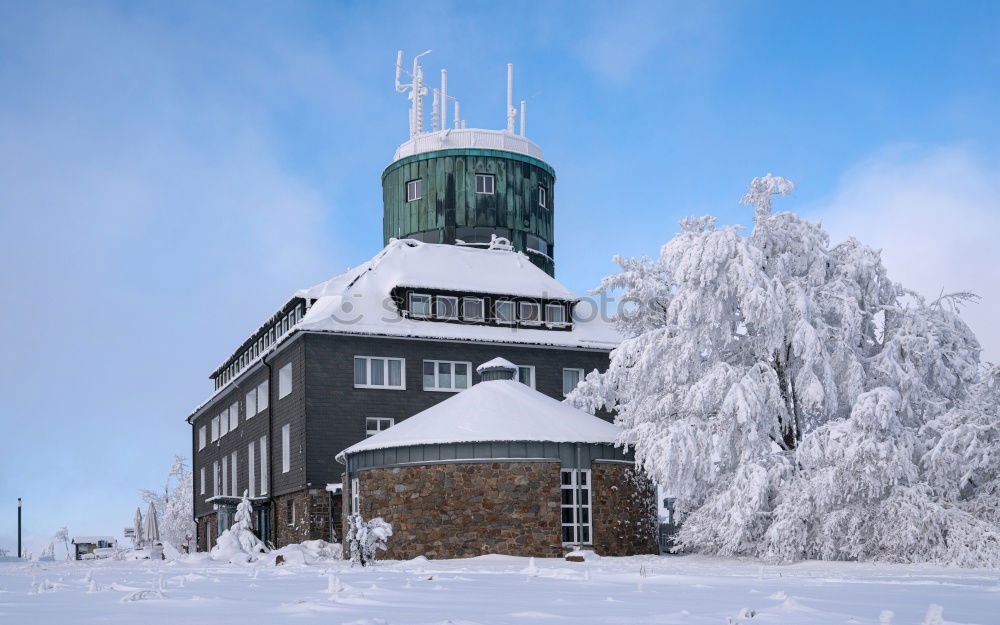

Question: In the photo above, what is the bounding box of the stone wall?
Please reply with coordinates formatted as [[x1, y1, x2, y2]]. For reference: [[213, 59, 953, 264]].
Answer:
[[195, 512, 217, 552], [273, 489, 333, 547], [591, 463, 659, 556], [352, 462, 564, 559]]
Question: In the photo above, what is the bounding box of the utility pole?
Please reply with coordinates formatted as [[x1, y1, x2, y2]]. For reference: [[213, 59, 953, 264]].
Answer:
[[17, 498, 22, 558]]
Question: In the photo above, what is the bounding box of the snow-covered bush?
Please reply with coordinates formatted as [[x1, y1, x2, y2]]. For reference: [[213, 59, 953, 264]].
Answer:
[[569, 174, 1000, 566], [345, 514, 393, 566], [141, 455, 195, 551], [210, 494, 266, 563]]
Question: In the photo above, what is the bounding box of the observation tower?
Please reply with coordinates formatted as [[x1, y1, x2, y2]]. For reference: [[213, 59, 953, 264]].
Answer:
[[382, 50, 556, 276]]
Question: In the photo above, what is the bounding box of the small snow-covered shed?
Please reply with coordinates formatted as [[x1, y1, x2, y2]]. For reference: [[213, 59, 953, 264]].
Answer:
[[337, 360, 658, 559], [71, 536, 116, 560]]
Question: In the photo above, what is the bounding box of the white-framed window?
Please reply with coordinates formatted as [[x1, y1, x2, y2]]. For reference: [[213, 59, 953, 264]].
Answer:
[[281, 423, 291, 474], [546, 303, 567, 325], [434, 295, 458, 319], [248, 441, 256, 498], [259, 435, 268, 495], [213, 461, 219, 497], [200, 467, 205, 495], [220, 411, 229, 437], [563, 368, 585, 396], [475, 173, 495, 194], [354, 356, 406, 389], [526, 234, 549, 257], [406, 178, 422, 202], [519, 301, 541, 324], [198, 425, 206, 450], [561, 469, 592, 545], [231, 451, 238, 497], [278, 363, 293, 399], [517, 365, 535, 388], [496, 300, 515, 324], [351, 477, 360, 515], [539, 185, 547, 208], [246, 388, 257, 419], [423, 360, 471, 391], [211, 415, 220, 442], [258, 380, 269, 413], [462, 297, 484, 321], [365, 417, 394, 438], [221, 456, 228, 496], [229, 402, 238, 431], [409, 293, 431, 318]]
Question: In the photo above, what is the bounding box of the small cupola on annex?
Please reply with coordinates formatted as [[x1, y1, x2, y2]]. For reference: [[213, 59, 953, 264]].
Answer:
[[383, 50, 556, 276]]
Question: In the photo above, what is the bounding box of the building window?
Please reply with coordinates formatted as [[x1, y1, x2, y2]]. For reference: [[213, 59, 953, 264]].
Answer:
[[220, 410, 229, 437], [281, 423, 291, 474], [211, 416, 219, 442], [406, 179, 422, 202], [221, 456, 228, 496], [519, 301, 541, 324], [259, 435, 268, 495], [229, 402, 239, 431], [365, 417, 394, 438], [546, 303, 567, 325], [198, 425, 206, 450], [200, 467, 205, 496], [287, 500, 294, 526], [526, 235, 548, 257], [213, 461, 219, 497], [561, 469, 592, 545], [423, 360, 471, 391], [409, 293, 431, 317], [231, 451, 238, 497], [539, 185, 547, 208], [517, 365, 535, 388], [246, 388, 257, 419], [278, 363, 293, 399], [462, 297, 484, 321], [248, 441, 256, 499], [563, 368, 584, 396], [351, 477, 360, 515], [434, 295, 458, 319], [354, 356, 406, 389], [496, 300, 515, 324], [258, 380, 269, 413], [475, 173, 495, 194]]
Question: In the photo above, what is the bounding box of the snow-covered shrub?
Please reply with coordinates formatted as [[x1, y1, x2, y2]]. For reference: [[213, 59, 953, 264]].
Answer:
[[345, 514, 393, 566], [569, 174, 999, 566], [140, 455, 195, 551], [210, 494, 266, 563]]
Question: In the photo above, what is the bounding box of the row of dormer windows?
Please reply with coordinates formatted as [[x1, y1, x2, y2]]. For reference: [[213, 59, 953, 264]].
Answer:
[[406, 176, 547, 208], [405, 292, 568, 327], [213, 302, 306, 390]]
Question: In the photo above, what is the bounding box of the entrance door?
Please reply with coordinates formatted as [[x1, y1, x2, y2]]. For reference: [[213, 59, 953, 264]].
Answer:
[[254, 504, 272, 547]]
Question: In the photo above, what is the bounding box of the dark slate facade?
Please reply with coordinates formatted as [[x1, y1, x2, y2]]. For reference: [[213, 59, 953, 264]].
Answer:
[[190, 329, 610, 549]]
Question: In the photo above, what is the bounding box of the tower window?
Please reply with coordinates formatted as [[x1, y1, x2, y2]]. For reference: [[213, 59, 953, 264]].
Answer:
[[475, 174, 495, 194], [406, 179, 422, 202], [539, 185, 547, 208]]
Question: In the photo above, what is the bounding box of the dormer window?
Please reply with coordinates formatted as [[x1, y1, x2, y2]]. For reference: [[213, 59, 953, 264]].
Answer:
[[496, 300, 515, 324], [475, 174, 495, 194], [406, 179, 422, 202], [434, 295, 458, 320], [546, 303, 566, 325], [519, 301, 541, 324], [409, 293, 431, 317], [462, 297, 484, 321]]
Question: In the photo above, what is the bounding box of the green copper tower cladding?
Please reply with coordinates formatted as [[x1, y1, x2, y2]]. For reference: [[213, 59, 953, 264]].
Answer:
[[385, 53, 557, 275]]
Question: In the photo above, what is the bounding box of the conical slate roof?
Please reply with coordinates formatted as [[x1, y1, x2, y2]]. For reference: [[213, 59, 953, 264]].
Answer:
[[337, 378, 620, 460]]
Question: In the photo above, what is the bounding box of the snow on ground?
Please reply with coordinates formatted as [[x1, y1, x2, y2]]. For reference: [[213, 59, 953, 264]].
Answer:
[[0, 553, 996, 625]]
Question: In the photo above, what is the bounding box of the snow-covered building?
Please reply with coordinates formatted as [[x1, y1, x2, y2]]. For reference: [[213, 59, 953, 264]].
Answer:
[[186, 54, 621, 552], [71, 536, 116, 560], [338, 359, 657, 558]]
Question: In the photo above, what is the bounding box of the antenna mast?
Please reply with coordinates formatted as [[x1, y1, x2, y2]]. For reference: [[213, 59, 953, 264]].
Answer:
[[395, 49, 432, 139]]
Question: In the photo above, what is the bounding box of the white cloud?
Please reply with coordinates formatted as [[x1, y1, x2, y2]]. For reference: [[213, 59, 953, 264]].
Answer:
[[809, 145, 1000, 362]]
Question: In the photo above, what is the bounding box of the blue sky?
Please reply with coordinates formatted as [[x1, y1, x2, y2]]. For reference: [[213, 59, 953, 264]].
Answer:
[[1, 1, 998, 552]]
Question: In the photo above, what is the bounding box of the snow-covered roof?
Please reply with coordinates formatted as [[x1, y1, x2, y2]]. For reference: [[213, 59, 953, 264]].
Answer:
[[294, 239, 619, 349], [338, 378, 621, 458], [72, 536, 115, 544], [392, 128, 546, 162]]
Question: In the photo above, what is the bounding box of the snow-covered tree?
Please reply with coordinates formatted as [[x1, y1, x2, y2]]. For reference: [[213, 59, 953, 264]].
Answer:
[[211, 493, 266, 563], [345, 514, 393, 566], [53, 527, 70, 560], [569, 174, 1000, 566], [141, 455, 195, 550]]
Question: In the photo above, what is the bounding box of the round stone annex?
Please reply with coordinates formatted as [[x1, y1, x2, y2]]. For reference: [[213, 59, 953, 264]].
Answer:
[[337, 359, 659, 560]]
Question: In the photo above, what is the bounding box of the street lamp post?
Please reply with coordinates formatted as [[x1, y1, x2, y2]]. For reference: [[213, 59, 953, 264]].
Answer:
[[17, 498, 22, 559]]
